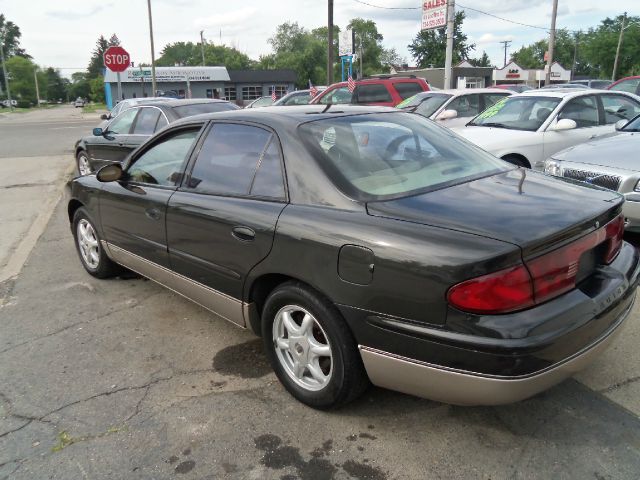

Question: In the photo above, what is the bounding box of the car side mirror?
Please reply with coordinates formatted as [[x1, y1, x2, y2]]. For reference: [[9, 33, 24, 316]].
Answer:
[[615, 119, 628, 131], [96, 164, 123, 183], [436, 109, 458, 121], [552, 118, 577, 131], [100, 114, 108, 120], [92, 127, 104, 136]]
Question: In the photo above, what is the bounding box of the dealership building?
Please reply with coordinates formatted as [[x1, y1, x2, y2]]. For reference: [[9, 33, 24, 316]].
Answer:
[[103, 66, 297, 108]]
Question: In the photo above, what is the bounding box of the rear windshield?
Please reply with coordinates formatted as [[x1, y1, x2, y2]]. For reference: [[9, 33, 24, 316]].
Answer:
[[468, 96, 561, 131], [298, 112, 509, 201], [173, 102, 239, 117]]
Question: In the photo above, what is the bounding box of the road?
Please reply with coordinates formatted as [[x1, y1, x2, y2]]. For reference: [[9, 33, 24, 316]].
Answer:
[[1, 107, 640, 479]]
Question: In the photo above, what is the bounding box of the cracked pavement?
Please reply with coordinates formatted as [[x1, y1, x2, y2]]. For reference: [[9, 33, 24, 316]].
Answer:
[[1, 107, 640, 479]]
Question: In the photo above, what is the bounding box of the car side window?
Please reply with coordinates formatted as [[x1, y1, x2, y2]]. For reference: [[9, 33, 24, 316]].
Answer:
[[108, 108, 139, 134], [187, 123, 272, 196], [354, 84, 392, 104], [447, 94, 480, 116], [249, 138, 286, 199], [600, 94, 640, 123], [610, 78, 640, 94], [132, 107, 161, 135], [393, 82, 423, 100], [483, 93, 510, 108], [558, 96, 598, 128], [155, 115, 169, 131], [127, 129, 200, 186], [319, 87, 352, 105]]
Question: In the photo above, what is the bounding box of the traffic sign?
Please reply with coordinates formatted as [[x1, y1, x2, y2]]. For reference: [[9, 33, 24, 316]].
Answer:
[[103, 46, 131, 73]]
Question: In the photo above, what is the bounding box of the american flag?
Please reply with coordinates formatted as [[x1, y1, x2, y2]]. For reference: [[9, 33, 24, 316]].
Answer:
[[308, 79, 318, 98], [271, 86, 277, 102], [347, 75, 356, 93]]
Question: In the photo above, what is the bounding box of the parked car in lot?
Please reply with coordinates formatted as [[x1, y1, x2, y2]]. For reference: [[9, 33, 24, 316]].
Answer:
[[396, 88, 512, 128], [273, 88, 326, 106], [573, 79, 613, 89], [74, 99, 239, 175], [245, 96, 275, 108], [540, 83, 588, 90], [311, 76, 430, 107], [493, 84, 534, 93], [74, 97, 86, 108], [609, 76, 640, 95], [455, 89, 640, 168], [68, 105, 638, 408], [544, 114, 640, 231], [99, 97, 168, 125]]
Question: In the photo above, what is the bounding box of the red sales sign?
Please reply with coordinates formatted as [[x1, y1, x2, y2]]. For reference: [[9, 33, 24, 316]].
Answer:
[[422, 0, 448, 31], [103, 46, 131, 73]]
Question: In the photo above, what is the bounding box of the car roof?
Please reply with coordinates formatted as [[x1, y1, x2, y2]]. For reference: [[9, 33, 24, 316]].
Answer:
[[133, 99, 231, 108], [517, 89, 598, 98], [172, 104, 397, 127], [416, 88, 511, 96]]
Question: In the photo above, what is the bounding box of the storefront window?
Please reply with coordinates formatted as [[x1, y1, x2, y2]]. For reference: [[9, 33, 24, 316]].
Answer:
[[225, 87, 237, 100], [269, 85, 288, 98], [242, 86, 262, 100]]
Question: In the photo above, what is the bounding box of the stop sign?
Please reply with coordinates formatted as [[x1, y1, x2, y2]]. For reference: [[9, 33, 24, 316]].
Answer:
[[103, 46, 131, 73]]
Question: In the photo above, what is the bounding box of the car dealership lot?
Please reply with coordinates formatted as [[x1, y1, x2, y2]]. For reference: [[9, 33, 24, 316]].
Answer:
[[2, 107, 640, 479]]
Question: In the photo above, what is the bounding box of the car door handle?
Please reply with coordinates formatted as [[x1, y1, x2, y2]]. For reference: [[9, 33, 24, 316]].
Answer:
[[232, 226, 255, 242], [145, 208, 161, 221]]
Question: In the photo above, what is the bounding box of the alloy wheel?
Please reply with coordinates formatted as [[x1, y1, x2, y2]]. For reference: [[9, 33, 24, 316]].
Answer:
[[272, 305, 333, 391], [77, 153, 91, 176], [77, 219, 100, 269]]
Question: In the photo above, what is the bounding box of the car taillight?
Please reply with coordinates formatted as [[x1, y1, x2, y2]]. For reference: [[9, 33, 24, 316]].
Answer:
[[448, 214, 624, 314], [447, 264, 534, 315]]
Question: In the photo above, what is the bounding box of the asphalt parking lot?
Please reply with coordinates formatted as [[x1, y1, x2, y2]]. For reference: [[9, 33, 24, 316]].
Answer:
[[1, 107, 640, 479]]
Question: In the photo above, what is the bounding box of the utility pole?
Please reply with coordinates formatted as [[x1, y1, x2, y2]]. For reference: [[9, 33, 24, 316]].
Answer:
[[443, 0, 455, 89], [545, 0, 558, 86], [33, 68, 40, 106], [571, 32, 580, 80], [499, 40, 511, 67], [327, 0, 334, 85], [612, 12, 627, 82], [0, 33, 13, 112], [200, 30, 206, 66], [146, 0, 157, 95], [359, 34, 363, 79]]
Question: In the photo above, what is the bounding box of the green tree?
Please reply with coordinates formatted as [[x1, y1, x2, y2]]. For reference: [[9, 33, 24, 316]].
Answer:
[[511, 30, 578, 71], [347, 18, 385, 76], [380, 48, 406, 69], [408, 12, 475, 68], [89, 76, 105, 102], [43, 67, 68, 102], [469, 51, 492, 67], [156, 42, 254, 69], [69, 72, 91, 100], [5, 56, 38, 105], [0, 14, 29, 58], [582, 15, 640, 79]]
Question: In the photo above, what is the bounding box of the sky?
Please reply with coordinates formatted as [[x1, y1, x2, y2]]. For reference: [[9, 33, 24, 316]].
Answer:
[[1, 0, 636, 77]]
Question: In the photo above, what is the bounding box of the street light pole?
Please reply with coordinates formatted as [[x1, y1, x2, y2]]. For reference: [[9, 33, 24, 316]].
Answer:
[[612, 12, 627, 82], [146, 0, 157, 95], [443, 0, 455, 89], [545, 0, 558, 86], [200, 30, 206, 66], [33, 68, 40, 106], [0, 32, 14, 112]]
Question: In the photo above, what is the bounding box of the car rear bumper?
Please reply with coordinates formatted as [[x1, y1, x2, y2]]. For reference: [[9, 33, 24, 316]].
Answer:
[[359, 293, 632, 406], [342, 242, 640, 405]]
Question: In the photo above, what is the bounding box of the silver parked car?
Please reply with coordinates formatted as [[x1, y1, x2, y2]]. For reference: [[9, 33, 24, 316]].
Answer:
[[544, 114, 640, 231]]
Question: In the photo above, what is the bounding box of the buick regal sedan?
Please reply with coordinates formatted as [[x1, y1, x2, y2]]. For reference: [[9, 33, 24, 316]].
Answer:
[[68, 106, 639, 409]]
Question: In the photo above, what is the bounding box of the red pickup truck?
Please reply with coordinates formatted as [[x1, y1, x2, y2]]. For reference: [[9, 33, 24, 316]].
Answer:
[[310, 76, 430, 107]]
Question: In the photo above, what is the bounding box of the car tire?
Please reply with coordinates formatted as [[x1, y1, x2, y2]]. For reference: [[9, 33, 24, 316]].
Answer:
[[261, 281, 369, 409], [72, 207, 120, 278], [76, 150, 92, 176], [502, 155, 530, 168]]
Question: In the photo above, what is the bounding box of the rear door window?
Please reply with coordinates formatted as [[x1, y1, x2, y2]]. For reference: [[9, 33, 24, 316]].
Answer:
[[132, 107, 161, 135], [393, 82, 423, 100], [108, 107, 139, 134], [353, 84, 392, 104], [187, 123, 281, 197], [599, 94, 640, 123]]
